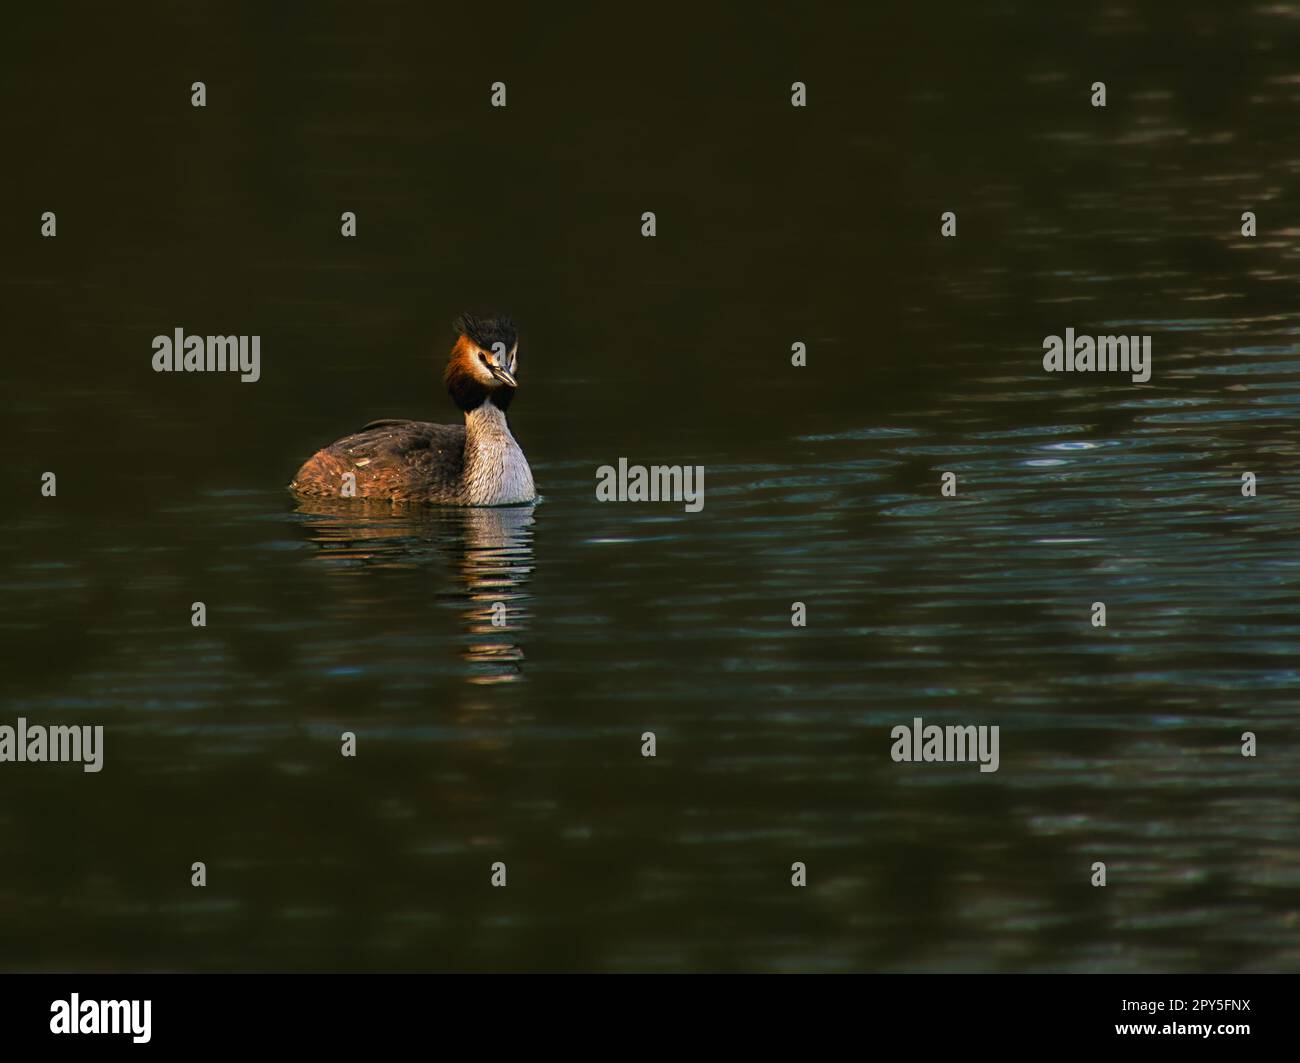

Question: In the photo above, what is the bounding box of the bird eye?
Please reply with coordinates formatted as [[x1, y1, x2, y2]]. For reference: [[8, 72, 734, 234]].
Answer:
[[478, 352, 489, 365]]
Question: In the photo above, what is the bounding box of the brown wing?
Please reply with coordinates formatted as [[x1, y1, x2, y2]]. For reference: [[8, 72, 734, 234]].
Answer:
[[289, 420, 467, 502]]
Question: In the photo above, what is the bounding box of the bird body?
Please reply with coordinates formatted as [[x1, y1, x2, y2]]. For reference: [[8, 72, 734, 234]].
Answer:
[[289, 314, 536, 506]]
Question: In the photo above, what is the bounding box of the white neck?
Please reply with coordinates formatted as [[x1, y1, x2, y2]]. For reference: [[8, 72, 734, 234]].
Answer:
[[463, 401, 535, 505]]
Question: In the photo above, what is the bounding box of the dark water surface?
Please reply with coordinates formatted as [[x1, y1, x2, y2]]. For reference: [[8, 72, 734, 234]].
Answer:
[[3, 2, 1300, 971]]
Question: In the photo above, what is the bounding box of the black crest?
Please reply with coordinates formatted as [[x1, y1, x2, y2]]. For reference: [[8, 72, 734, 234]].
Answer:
[[454, 312, 517, 354]]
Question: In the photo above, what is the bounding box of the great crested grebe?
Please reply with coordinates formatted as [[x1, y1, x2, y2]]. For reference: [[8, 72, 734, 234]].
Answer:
[[289, 314, 536, 505]]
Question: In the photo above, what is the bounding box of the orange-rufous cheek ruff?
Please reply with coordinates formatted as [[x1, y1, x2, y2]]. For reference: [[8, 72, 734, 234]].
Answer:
[[444, 337, 515, 412]]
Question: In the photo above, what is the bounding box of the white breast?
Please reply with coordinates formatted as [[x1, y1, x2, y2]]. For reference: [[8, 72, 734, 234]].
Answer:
[[463, 403, 536, 505]]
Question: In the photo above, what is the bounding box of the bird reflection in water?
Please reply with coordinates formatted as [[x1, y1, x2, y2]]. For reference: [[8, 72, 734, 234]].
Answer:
[[290, 497, 536, 685]]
